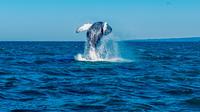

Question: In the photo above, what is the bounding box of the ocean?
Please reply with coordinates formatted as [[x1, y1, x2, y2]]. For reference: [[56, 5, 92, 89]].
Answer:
[[0, 41, 200, 112]]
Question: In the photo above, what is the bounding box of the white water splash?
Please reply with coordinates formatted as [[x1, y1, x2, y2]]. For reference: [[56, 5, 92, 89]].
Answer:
[[75, 37, 131, 62]]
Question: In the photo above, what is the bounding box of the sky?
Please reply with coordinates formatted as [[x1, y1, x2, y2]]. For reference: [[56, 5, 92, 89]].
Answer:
[[0, 0, 200, 41]]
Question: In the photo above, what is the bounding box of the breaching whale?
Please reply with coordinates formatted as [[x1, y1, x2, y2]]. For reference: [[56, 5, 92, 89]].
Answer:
[[76, 22, 112, 50]]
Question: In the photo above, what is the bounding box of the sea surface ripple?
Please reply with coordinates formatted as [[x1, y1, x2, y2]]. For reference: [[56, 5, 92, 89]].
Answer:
[[0, 41, 200, 112]]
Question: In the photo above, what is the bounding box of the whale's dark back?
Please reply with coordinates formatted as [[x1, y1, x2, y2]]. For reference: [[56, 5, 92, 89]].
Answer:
[[86, 22, 112, 48]]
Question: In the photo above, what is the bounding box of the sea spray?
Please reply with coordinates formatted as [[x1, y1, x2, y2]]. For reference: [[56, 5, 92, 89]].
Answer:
[[75, 37, 126, 62]]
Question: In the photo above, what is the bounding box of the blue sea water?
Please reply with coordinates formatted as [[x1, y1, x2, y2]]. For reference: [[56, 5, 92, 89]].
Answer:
[[0, 41, 200, 112]]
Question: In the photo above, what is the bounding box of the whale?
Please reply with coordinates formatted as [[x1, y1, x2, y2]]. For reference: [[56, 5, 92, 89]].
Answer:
[[76, 22, 112, 50]]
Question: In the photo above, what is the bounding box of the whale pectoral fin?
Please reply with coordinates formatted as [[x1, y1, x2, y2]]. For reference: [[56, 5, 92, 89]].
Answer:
[[76, 23, 93, 33]]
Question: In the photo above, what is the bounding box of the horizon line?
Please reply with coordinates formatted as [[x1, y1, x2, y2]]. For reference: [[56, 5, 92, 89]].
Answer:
[[0, 37, 200, 42], [0, 36, 200, 42]]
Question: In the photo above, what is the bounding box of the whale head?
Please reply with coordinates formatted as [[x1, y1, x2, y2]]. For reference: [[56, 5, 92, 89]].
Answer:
[[103, 22, 112, 36]]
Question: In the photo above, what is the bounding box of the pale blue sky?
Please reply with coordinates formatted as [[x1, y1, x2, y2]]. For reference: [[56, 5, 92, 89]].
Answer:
[[0, 0, 200, 41]]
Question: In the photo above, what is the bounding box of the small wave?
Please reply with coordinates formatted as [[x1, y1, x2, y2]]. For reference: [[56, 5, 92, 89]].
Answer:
[[185, 97, 200, 106], [11, 109, 39, 112]]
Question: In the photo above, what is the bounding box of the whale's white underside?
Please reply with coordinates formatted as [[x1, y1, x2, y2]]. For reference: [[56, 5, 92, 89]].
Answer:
[[76, 23, 92, 33]]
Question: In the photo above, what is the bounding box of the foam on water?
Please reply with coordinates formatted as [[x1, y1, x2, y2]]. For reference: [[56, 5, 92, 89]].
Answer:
[[75, 38, 131, 62], [75, 53, 130, 62]]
